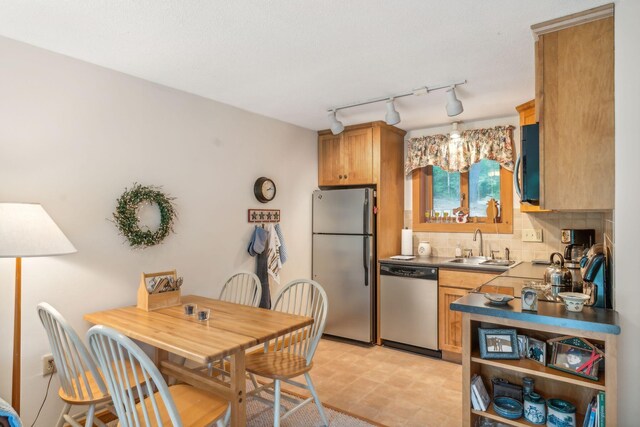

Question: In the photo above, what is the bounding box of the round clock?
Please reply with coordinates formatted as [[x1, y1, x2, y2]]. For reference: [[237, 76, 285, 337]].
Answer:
[[253, 177, 276, 203]]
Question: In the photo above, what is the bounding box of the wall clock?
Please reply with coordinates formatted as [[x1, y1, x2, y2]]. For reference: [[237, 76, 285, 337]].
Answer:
[[254, 177, 276, 203]]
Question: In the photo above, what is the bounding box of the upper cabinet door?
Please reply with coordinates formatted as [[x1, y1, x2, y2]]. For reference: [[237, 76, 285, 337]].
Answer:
[[535, 14, 614, 210], [341, 127, 373, 185], [318, 133, 343, 186]]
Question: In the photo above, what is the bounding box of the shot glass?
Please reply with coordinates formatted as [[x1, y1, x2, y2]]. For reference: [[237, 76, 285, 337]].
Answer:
[[183, 303, 197, 316], [197, 308, 211, 321]]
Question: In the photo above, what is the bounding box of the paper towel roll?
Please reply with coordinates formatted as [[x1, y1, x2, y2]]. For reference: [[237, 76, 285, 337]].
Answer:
[[401, 228, 413, 256]]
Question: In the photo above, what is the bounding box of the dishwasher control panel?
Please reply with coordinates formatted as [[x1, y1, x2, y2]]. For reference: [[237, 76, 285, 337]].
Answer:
[[380, 264, 437, 280]]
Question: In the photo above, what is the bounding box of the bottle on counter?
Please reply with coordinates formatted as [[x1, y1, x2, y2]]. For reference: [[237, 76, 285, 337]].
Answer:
[[455, 243, 462, 258]]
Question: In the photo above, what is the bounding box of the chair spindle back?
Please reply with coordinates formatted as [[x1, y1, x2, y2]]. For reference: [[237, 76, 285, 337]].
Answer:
[[87, 325, 181, 427], [219, 271, 262, 307], [270, 279, 328, 364], [37, 303, 108, 401]]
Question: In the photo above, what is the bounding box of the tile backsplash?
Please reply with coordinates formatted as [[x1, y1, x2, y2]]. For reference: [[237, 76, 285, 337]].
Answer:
[[404, 209, 606, 262]]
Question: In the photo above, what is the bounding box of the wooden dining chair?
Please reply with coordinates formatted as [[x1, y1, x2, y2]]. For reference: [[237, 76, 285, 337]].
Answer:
[[37, 302, 112, 427], [245, 279, 329, 427], [218, 271, 262, 307], [87, 325, 229, 427]]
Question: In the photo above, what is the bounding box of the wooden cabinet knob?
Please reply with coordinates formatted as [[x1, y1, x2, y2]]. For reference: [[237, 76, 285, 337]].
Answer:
[[344, 175, 347, 179], [338, 175, 343, 179]]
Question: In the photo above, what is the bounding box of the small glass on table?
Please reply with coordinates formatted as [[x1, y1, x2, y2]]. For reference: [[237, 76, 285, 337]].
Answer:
[[183, 303, 197, 316], [197, 308, 211, 321]]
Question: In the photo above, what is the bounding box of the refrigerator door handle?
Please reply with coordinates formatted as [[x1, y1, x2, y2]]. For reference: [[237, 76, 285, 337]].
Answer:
[[363, 191, 370, 235], [363, 236, 370, 287]]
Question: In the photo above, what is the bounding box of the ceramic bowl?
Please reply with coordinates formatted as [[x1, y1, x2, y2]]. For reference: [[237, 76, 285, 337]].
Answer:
[[493, 396, 523, 419], [558, 292, 591, 312], [484, 293, 515, 306]]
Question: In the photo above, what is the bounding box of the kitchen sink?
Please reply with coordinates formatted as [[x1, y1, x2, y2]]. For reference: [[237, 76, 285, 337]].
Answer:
[[445, 257, 519, 270]]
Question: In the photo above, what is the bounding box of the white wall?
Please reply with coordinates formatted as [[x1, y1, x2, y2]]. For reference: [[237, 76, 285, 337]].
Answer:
[[614, 0, 640, 421], [0, 36, 317, 423]]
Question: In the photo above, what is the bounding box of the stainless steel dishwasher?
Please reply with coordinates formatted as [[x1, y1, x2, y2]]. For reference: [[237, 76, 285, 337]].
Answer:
[[380, 263, 440, 357]]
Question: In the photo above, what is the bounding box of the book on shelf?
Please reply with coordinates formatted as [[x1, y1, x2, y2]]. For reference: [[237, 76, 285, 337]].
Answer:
[[582, 397, 594, 427], [598, 391, 606, 427], [471, 374, 490, 412], [470, 387, 481, 410]]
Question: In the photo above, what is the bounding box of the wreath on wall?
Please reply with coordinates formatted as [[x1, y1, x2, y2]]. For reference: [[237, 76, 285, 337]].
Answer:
[[112, 183, 177, 248]]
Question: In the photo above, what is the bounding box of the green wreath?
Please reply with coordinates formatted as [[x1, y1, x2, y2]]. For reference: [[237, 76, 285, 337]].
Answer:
[[112, 183, 177, 248]]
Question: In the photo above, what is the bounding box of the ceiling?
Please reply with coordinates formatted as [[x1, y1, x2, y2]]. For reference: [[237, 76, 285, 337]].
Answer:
[[0, 1, 608, 132]]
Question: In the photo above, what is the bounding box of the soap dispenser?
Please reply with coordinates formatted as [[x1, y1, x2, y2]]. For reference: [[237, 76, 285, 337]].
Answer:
[[455, 243, 462, 258]]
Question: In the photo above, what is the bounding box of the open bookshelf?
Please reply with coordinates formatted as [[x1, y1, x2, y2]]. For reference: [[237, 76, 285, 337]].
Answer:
[[461, 313, 617, 426]]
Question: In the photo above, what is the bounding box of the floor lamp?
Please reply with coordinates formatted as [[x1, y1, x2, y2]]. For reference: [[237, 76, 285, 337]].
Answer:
[[0, 203, 76, 414]]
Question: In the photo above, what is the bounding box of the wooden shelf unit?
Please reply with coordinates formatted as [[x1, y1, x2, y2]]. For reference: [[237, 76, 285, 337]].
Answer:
[[462, 313, 617, 426]]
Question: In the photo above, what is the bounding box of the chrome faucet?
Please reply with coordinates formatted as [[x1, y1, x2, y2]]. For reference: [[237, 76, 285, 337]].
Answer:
[[473, 229, 484, 257]]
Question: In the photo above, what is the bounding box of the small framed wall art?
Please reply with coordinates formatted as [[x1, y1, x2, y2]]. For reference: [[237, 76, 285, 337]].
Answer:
[[526, 337, 547, 366]]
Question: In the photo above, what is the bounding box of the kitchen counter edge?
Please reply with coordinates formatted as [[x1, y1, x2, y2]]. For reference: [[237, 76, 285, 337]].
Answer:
[[450, 293, 620, 335], [378, 256, 509, 273]]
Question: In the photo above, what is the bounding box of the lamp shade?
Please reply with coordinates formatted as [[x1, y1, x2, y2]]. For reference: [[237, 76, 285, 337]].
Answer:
[[0, 203, 76, 257], [445, 87, 464, 117]]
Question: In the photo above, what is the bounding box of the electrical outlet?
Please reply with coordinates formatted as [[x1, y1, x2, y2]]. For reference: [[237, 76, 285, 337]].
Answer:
[[522, 228, 543, 242], [42, 354, 56, 376]]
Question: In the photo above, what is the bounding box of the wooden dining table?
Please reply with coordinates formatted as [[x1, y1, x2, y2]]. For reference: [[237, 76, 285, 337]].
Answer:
[[84, 295, 313, 427]]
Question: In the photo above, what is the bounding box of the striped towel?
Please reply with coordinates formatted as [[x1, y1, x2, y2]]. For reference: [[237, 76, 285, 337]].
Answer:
[[274, 223, 288, 264], [266, 224, 282, 283], [0, 397, 22, 427]]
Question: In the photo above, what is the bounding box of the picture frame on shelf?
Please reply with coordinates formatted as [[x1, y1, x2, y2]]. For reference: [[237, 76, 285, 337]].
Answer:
[[526, 337, 547, 365], [517, 335, 528, 359], [478, 328, 520, 359], [547, 336, 604, 381]]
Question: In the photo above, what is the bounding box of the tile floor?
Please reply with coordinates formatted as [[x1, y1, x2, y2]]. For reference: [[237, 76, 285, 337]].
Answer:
[[279, 338, 463, 427]]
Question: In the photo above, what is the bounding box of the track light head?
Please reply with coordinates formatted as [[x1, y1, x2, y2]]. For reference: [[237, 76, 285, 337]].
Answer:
[[450, 122, 461, 140], [384, 99, 401, 125], [445, 86, 464, 117], [328, 110, 344, 135]]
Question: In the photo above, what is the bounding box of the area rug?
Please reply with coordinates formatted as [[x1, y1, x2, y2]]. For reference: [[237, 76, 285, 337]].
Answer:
[[246, 381, 379, 427]]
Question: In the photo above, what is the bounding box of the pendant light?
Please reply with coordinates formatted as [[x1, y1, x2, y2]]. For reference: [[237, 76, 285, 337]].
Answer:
[[328, 110, 344, 135], [384, 99, 401, 125]]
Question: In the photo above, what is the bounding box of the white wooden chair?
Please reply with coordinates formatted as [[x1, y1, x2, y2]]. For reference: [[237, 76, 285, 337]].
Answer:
[[245, 279, 329, 427], [87, 325, 229, 427], [218, 271, 262, 307], [37, 302, 114, 427]]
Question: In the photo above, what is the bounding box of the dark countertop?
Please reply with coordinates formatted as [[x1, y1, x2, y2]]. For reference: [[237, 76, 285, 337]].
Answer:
[[378, 256, 512, 273], [451, 291, 620, 335]]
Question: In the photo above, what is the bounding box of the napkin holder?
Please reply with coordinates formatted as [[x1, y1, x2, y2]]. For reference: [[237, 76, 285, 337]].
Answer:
[[137, 270, 181, 311]]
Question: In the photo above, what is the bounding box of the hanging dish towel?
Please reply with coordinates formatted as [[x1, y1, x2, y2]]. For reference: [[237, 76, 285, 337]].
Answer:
[[0, 397, 22, 427], [267, 224, 282, 284], [274, 223, 288, 264], [247, 226, 271, 309]]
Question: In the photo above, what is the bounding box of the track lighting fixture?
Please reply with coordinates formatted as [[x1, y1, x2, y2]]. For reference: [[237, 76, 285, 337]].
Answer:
[[445, 86, 464, 117], [327, 80, 466, 133], [385, 99, 401, 125], [328, 110, 344, 135]]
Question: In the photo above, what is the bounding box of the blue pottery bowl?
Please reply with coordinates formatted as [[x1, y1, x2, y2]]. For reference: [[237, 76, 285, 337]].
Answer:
[[493, 396, 523, 420]]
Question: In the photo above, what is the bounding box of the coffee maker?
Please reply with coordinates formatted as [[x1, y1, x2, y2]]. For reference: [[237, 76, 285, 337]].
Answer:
[[561, 229, 595, 268], [581, 244, 613, 309]]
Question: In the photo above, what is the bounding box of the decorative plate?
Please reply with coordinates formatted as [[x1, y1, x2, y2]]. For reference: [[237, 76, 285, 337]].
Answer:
[[484, 293, 514, 305]]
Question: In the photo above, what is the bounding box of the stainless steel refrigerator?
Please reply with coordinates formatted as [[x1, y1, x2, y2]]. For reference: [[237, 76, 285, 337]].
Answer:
[[312, 188, 375, 344]]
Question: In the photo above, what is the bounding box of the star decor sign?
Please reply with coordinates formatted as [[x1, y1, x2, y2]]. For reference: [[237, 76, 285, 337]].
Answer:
[[248, 209, 280, 223]]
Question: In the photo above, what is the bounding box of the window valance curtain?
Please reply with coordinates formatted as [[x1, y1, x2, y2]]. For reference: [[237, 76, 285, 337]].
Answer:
[[404, 125, 515, 175]]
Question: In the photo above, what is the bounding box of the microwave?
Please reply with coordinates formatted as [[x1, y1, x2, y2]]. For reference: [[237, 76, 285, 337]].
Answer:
[[514, 123, 540, 205]]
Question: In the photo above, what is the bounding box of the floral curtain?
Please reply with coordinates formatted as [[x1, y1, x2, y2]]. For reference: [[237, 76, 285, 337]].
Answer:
[[404, 125, 515, 175]]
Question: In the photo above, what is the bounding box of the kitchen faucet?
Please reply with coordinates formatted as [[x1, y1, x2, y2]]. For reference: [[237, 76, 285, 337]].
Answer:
[[473, 228, 483, 257]]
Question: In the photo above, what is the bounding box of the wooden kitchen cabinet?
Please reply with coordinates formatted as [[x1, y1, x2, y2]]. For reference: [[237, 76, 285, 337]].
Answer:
[[318, 126, 373, 186], [532, 5, 614, 210], [515, 100, 551, 213], [438, 269, 497, 361]]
